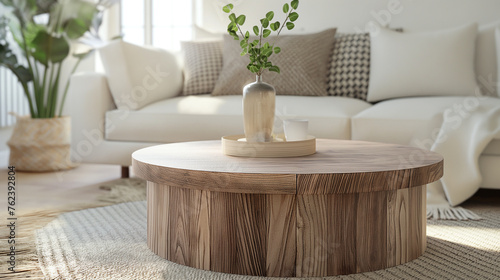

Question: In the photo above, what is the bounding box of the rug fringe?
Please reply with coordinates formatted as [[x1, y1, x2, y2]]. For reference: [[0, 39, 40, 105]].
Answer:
[[427, 206, 482, 220]]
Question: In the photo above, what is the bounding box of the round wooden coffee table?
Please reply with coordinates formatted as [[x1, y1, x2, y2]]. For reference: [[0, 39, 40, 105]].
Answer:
[[132, 139, 443, 277]]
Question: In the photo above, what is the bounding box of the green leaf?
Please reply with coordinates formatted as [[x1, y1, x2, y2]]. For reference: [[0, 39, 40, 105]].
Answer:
[[227, 22, 238, 32], [240, 40, 248, 48], [269, 66, 280, 73], [252, 39, 259, 46], [265, 62, 272, 68], [236, 15, 246, 25], [266, 11, 274, 21], [289, 12, 299, 22], [12, 65, 33, 83], [283, 3, 289, 13], [229, 13, 236, 22], [274, 46, 281, 54], [291, 0, 299, 10], [260, 18, 269, 28], [222, 4, 233, 13], [30, 30, 70, 65], [0, 42, 33, 84], [245, 31, 249, 39], [270, 21, 280, 31], [63, 18, 89, 39], [263, 29, 271, 38], [241, 48, 247, 56], [250, 65, 259, 73], [262, 48, 273, 57], [263, 42, 270, 48], [253, 25, 259, 36], [286, 22, 295, 30]]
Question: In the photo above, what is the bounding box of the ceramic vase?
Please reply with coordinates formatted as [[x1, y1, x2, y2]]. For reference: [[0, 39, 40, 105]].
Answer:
[[242, 75, 276, 142]]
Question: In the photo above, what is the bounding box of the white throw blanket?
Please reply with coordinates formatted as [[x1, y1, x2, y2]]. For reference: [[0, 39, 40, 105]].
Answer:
[[422, 96, 500, 220]]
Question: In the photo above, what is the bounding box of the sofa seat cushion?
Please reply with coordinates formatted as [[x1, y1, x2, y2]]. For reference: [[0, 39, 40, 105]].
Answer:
[[352, 96, 500, 155], [105, 95, 371, 143]]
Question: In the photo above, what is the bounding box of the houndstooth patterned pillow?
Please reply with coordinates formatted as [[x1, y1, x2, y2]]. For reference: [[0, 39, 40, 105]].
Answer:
[[327, 33, 371, 100], [181, 40, 223, 96]]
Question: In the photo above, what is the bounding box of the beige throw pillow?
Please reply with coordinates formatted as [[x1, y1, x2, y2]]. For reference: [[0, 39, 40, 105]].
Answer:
[[211, 28, 337, 96]]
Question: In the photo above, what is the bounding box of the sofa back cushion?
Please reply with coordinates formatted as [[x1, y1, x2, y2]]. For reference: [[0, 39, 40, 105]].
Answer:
[[367, 23, 479, 102], [181, 40, 223, 96], [99, 40, 183, 110], [211, 28, 337, 96]]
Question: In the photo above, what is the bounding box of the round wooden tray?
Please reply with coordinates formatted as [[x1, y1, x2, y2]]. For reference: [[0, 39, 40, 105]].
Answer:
[[221, 134, 316, 157]]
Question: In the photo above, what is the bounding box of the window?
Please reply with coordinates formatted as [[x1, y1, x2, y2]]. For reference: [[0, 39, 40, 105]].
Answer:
[[120, 0, 195, 50]]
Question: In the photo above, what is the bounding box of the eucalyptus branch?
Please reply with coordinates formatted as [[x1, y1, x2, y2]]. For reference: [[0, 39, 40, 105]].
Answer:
[[222, 1, 299, 76], [276, 12, 291, 37], [236, 24, 245, 39]]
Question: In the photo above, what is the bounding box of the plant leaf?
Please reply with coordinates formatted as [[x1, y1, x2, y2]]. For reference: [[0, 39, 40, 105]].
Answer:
[[289, 12, 299, 22], [253, 25, 259, 36], [222, 4, 233, 13], [291, 0, 299, 10], [274, 46, 281, 54], [236, 14, 246, 25], [63, 18, 89, 39], [245, 31, 249, 39], [260, 18, 269, 28], [29, 30, 70, 65], [263, 29, 271, 38], [283, 3, 289, 13], [269, 65, 280, 73], [262, 47, 273, 57], [266, 11, 274, 21], [240, 40, 248, 48], [241, 48, 247, 56], [270, 21, 280, 31], [286, 22, 295, 30], [229, 13, 236, 22]]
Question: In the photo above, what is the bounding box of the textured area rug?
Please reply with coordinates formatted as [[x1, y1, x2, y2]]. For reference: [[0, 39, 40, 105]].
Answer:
[[0, 178, 146, 280], [36, 200, 500, 280]]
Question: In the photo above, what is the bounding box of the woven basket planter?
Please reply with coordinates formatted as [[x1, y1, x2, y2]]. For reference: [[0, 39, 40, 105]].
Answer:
[[7, 116, 75, 172]]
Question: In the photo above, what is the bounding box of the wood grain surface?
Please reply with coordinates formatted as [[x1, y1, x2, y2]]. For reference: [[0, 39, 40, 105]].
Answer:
[[147, 183, 429, 277], [140, 139, 441, 277], [133, 139, 443, 194]]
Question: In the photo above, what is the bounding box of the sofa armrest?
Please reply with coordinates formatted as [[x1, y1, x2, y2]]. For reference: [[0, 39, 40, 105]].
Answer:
[[65, 72, 115, 162]]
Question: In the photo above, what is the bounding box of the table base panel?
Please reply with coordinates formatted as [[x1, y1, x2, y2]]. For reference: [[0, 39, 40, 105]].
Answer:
[[147, 182, 426, 277]]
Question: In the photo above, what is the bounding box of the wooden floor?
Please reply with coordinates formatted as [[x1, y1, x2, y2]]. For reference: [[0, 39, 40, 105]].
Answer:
[[0, 147, 122, 215]]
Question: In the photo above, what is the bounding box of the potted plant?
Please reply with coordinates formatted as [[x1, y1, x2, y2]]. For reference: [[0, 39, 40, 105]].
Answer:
[[222, 1, 299, 142], [0, 0, 115, 171]]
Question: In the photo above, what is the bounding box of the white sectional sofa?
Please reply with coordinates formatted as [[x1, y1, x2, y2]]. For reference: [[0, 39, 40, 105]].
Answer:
[[66, 0, 500, 190]]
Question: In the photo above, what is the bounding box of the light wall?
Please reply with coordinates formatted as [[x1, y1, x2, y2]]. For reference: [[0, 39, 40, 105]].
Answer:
[[197, 0, 500, 34]]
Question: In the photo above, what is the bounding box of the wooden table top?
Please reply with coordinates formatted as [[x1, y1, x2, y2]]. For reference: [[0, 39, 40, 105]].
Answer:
[[132, 139, 443, 194]]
